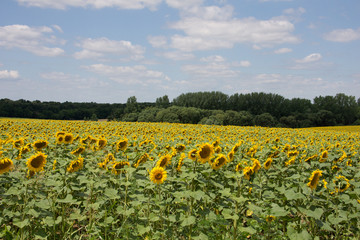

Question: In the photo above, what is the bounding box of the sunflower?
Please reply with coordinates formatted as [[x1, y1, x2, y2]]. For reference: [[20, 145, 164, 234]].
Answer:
[[215, 146, 222, 153], [188, 149, 198, 161], [304, 154, 318, 162], [263, 158, 273, 170], [334, 175, 350, 193], [307, 169, 322, 190], [212, 139, 220, 148], [150, 166, 167, 184], [13, 138, 24, 150], [67, 157, 84, 173], [175, 144, 186, 153], [176, 153, 186, 172], [197, 143, 214, 164], [211, 154, 227, 170], [157, 154, 172, 168], [27, 152, 47, 172], [71, 146, 85, 155], [251, 158, 261, 173], [56, 135, 65, 144], [266, 215, 276, 223], [235, 161, 247, 172], [27, 170, 36, 179], [52, 160, 57, 171], [285, 156, 296, 166], [243, 166, 254, 180], [56, 131, 66, 137], [33, 140, 48, 151], [96, 138, 107, 150], [104, 153, 116, 164], [319, 150, 328, 163], [0, 158, 13, 174], [134, 153, 149, 168], [64, 133, 74, 144], [117, 139, 128, 152], [227, 150, 234, 162], [232, 142, 241, 153], [111, 161, 130, 175]]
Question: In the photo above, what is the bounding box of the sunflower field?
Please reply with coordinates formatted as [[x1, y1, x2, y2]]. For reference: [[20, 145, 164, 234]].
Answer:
[[0, 118, 359, 240]]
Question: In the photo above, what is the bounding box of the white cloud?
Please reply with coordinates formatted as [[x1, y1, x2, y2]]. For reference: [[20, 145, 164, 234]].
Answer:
[[169, 15, 300, 51], [0, 70, 19, 79], [238, 61, 251, 67], [83, 64, 170, 85], [74, 37, 145, 60], [296, 53, 322, 63], [148, 35, 168, 48], [324, 28, 360, 42], [161, 51, 195, 60], [165, 0, 203, 10], [200, 55, 225, 62], [0, 24, 64, 56], [274, 47, 292, 54], [182, 55, 240, 78], [17, 0, 162, 10]]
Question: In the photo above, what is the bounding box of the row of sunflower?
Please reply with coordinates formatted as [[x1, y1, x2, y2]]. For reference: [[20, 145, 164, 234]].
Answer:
[[0, 118, 359, 239]]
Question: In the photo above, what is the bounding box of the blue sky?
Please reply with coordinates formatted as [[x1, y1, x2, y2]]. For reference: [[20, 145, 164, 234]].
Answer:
[[1, 0, 360, 103]]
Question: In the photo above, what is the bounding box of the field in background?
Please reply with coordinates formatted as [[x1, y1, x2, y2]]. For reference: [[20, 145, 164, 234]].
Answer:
[[0, 118, 359, 239]]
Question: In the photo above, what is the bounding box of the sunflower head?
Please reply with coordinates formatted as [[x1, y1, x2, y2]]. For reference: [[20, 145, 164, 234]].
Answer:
[[157, 154, 172, 168], [117, 139, 128, 152], [33, 140, 48, 151], [150, 166, 167, 184], [197, 143, 214, 164], [263, 158, 273, 170], [56, 135, 65, 144], [27, 152, 47, 172], [134, 153, 149, 168], [243, 166, 254, 180], [111, 161, 130, 175], [307, 169, 322, 190], [175, 144, 186, 153], [67, 157, 84, 173], [0, 158, 13, 174], [211, 154, 227, 170], [251, 158, 261, 173], [334, 175, 350, 193], [96, 138, 107, 150], [64, 133, 74, 144], [227, 150, 234, 161], [13, 138, 24, 150], [188, 149, 198, 161], [71, 146, 85, 155]]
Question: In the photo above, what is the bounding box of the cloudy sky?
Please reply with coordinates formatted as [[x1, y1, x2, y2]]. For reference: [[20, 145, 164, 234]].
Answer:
[[1, 0, 360, 103]]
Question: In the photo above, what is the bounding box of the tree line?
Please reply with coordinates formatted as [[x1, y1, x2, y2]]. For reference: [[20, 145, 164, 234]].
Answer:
[[0, 92, 359, 128]]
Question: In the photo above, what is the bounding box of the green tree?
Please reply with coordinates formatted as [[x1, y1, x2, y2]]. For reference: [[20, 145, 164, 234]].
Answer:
[[124, 96, 139, 113], [155, 95, 170, 108], [254, 113, 277, 127]]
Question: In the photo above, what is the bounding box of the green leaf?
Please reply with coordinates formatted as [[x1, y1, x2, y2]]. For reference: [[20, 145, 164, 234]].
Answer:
[[41, 215, 54, 228], [13, 219, 29, 229], [222, 209, 239, 220], [285, 189, 304, 200], [104, 188, 119, 199], [302, 207, 323, 220], [238, 226, 256, 234], [270, 203, 288, 217], [181, 216, 196, 227], [287, 226, 311, 240], [219, 188, 231, 197], [57, 194, 76, 204], [137, 225, 151, 235], [193, 232, 209, 240], [26, 208, 40, 218]]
